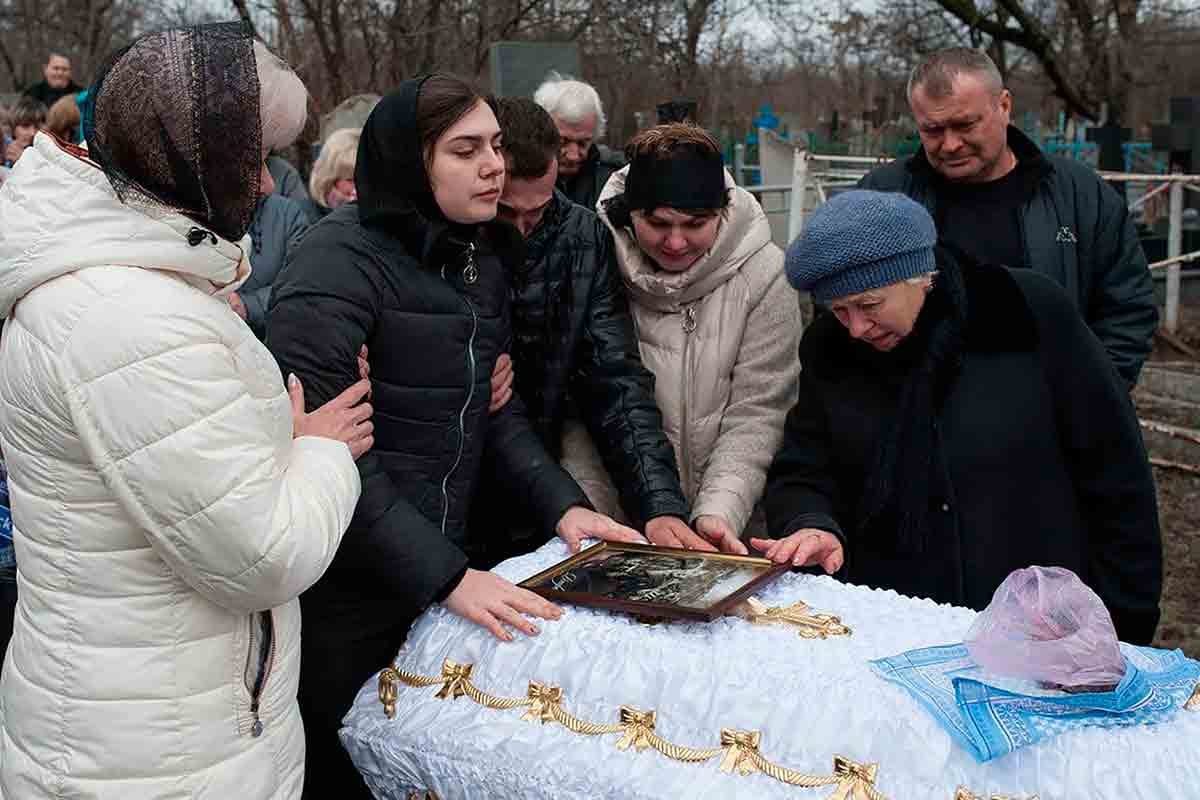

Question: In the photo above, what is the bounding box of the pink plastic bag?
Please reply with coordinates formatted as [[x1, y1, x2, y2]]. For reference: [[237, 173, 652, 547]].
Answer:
[[965, 566, 1126, 691]]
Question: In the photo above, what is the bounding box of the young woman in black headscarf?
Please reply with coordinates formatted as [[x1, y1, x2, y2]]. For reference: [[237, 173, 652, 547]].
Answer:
[[267, 74, 639, 798]]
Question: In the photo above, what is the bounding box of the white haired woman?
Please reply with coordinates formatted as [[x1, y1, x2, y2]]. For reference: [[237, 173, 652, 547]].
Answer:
[[533, 71, 623, 209], [307, 126, 360, 220], [0, 23, 373, 798], [762, 190, 1161, 645]]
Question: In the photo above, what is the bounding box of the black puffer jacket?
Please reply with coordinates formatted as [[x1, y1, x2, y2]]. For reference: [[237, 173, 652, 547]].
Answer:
[[267, 85, 587, 617], [859, 126, 1157, 386], [497, 190, 688, 529]]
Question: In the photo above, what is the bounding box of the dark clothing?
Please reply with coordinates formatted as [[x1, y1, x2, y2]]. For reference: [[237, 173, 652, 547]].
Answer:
[[242, 193, 308, 338], [471, 191, 687, 563], [765, 261, 1162, 645], [558, 144, 624, 211], [938, 156, 1038, 271], [859, 126, 1157, 386], [22, 80, 82, 109], [267, 79, 588, 798]]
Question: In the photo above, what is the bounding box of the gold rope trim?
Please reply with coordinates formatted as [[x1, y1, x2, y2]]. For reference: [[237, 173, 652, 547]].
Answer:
[[742, 597, 852, 639], [954, 788, 1041, 800], [378, 656, 888, 798]]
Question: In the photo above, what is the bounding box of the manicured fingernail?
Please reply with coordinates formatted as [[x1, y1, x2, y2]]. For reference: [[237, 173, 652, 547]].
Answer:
[[287, 373, 298, 388]]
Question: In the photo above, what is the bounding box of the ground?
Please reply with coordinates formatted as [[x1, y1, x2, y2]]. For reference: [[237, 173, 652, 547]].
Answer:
[[1145, 302, 1200, 658]]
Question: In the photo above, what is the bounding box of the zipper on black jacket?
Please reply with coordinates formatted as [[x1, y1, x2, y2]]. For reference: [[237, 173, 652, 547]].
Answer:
[[440, 246, 479, 535], [243, 610, 276, 738]]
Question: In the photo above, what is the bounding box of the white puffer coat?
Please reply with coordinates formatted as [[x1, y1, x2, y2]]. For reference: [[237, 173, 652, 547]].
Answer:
[[0, 134, 361, 799]]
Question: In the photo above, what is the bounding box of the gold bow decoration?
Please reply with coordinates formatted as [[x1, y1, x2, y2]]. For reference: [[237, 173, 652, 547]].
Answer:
[[1186, 681, 1200, 711], [434, 659, 475, 700], [718, 728, 762, 775], [827, 755, 882, 800], [615, 706, 657, 752], [521, 682, 564, 723], [743, 597, 852, 639]]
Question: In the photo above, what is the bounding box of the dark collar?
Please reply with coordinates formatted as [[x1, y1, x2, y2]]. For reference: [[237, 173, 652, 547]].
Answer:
[[801, 261, 1038, 379]]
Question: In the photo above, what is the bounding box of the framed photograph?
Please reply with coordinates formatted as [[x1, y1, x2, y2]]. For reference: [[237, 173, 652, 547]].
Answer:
[[518, 541, 789, 623]]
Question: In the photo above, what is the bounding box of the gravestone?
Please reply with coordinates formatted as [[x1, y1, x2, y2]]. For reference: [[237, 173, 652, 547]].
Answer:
[[1087, 118, 1131, 199], [656, 100, 697, 124], [1152, 97, 1200, 213], [488, 41, 581, 99], [319, 93, 380, 143]]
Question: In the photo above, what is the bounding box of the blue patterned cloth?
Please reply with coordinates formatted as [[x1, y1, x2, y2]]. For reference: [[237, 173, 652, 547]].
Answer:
[[871, 642, 1200, 762], [0, 460, 12, 571]]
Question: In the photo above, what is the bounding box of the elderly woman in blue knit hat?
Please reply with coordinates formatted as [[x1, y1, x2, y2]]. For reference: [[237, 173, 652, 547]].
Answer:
[[757, 190, 1163, 645]]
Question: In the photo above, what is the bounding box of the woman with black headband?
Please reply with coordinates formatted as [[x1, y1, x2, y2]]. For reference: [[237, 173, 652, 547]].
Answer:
[[266, 74, 639, 798], [562, 123, 801, 551]]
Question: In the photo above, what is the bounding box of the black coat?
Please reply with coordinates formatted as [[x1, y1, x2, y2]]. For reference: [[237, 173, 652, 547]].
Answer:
[[558, 144, 624, 211], [859, 126, 1157, 386], [765, 263, 1162, 644], [499, 190, 687, 527], [266, 81, 587, 626]]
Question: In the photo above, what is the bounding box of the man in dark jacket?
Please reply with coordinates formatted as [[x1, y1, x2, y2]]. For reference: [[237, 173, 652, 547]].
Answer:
[[22, 54, 82, 109], [858, 48, 1156, 386], [533, 73, 625, 210], [483, 96, 714, 557]]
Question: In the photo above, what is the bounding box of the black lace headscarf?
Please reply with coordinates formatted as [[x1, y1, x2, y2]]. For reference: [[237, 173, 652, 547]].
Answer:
[[82, 21, 262, 243]]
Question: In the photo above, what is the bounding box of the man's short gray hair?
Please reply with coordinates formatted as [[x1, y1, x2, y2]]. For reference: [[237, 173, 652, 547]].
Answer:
[[907, 48, 1004, 102], [533, 71, 606, 139]]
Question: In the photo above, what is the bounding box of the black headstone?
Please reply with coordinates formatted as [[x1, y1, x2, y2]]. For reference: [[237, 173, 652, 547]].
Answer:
[[1086, 119, 1131, 172], [1151, 97, 1200, 211], [656, 100, 697, 124]]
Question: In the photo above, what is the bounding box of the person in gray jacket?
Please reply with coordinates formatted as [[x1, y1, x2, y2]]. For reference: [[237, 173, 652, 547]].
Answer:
[[858, 47, 1157, 386], [230, 190, 309, 339]]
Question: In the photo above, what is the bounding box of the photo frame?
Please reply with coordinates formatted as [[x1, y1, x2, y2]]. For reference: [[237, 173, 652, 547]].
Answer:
[[518, 541, 789, 623]]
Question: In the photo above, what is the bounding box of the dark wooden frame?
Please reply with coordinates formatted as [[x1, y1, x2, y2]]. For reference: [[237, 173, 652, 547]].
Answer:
[[518, 541, 789, 622]]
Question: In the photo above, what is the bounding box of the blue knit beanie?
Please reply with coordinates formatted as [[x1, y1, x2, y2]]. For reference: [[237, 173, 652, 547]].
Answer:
[[785, 190, 937, 304]]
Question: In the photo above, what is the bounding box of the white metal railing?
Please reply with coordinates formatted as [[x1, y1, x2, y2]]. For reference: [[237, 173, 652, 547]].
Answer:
[[735, 144, 1199, 335]]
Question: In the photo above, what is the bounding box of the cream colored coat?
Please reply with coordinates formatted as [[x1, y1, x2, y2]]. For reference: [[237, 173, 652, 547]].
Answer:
[[562, 168, 801, 536], [0, 135, 361, 799]]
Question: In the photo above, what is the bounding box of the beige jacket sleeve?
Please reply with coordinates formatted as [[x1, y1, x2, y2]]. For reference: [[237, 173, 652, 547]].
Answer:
[[691, 261, 802, 535]]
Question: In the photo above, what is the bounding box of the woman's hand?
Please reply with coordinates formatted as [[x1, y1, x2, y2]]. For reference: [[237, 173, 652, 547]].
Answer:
[[645, 515, 717, 552], [750, 529, 844, 573], [288, 374, 374, 459], [694, 514, 749, 555], [556, 506, 645, 553], [489, 353, 513, 414], [443, 568, 562, 641], [228, 291, 247, 320]]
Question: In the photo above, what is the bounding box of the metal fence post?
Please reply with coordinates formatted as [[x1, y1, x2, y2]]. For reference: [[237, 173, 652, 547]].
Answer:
[[1166, 179, 1183, 333], [734, 143, 745, 186], [787, 150, 809, 245]]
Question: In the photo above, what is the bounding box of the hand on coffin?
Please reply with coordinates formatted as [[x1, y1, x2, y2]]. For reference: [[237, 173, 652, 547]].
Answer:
[[694, 514, 749, 555], [556, 506, 645, 553], [645, 515, 717, 552], [489, 353, 513, 414], [443, 568, 562, 642], [750, 529, 844, 573]]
